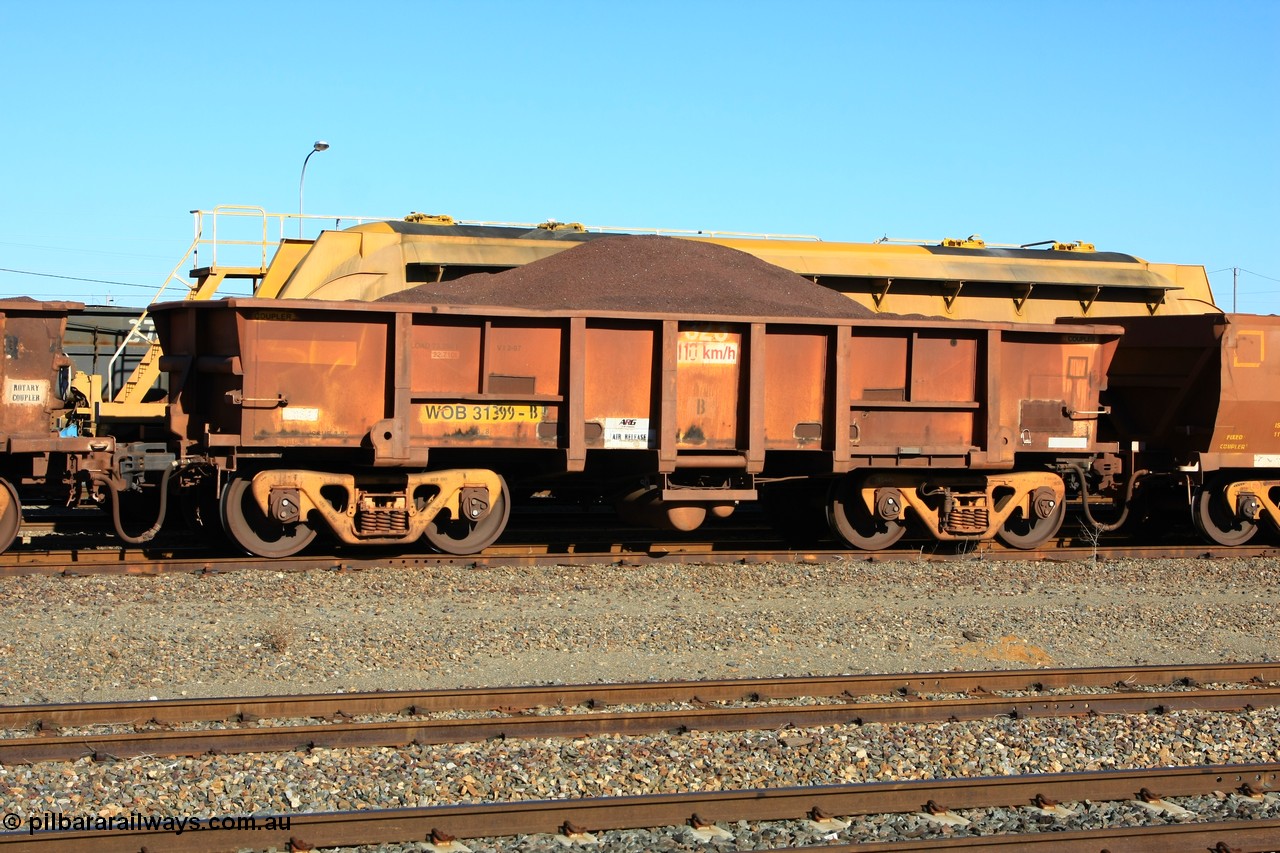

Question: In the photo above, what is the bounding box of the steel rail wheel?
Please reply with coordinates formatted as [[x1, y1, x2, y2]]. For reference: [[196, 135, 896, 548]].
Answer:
[[220, 477, 318, 558], [1193, 479, 1258, 546], [997, 499, 1066, 549], [827, 477, 906, 551], [423, 476, 510, 555], [0, 479, 21, 554]]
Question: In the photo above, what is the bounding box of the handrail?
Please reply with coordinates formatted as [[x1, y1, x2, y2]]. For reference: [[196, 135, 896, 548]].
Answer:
[[192, 205, 394, 269], [570, 224, 822, 241], [188, 207, 824, 270]]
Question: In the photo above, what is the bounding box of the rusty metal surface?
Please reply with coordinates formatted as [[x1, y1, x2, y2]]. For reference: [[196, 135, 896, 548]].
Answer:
[[3, 764, 1275, 852], [154, 298, 1120, 471], [0, 300, 80, 440], [144, 296, 1127, 552], [786, 820, 1280, 851], [1101, 312, 1280, 465], [5, 664, 1277, 766]]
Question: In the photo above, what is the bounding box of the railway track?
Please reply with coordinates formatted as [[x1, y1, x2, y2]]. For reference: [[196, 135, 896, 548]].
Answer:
[[3, 663, 1279, 764], [2, 536, 1278, 576], [3, 497, 1278, 576], [2, 665, 1278, 850], [2, 765, 1278, 852]]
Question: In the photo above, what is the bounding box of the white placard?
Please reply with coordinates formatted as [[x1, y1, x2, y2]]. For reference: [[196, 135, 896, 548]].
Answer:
[[603, 417, 654, 448], [6, 379, 48, 406]]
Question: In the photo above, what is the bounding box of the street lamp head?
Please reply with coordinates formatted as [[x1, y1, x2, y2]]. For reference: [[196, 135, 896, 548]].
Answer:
[[300, 141, 331, 237]]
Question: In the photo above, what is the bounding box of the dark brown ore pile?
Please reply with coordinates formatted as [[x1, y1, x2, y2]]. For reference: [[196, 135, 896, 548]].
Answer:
[[377, 235, 876, 319]]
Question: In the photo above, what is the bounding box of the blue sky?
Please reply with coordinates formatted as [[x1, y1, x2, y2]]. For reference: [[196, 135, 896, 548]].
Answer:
[[2, 1, 1277, 312]]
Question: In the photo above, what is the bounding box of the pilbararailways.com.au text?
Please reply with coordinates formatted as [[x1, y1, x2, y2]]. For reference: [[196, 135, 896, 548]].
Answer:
[[6, 811, 292, 836]]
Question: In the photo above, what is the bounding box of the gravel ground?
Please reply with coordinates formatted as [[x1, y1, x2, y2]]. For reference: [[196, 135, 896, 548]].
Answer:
[[0, 556, 1276, 850], [0, 557, 1274, 705], [1, 708, 1277, 848]]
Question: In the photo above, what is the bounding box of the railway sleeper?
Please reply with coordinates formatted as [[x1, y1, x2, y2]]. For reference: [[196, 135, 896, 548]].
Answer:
[[831, 470, 1066, 551], [224, 468, 509, 557]]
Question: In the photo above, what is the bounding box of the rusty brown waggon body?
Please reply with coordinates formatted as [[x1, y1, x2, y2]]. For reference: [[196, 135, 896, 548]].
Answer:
[[150, 295, 1122, 557]]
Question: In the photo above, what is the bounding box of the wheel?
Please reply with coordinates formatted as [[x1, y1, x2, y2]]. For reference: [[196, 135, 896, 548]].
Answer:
[[0, 479, 21, 554], [997, 491, 1066, 549], [220, 477, 317, 558], [827, 477, 906, 551], [423, 476, 510, 555], [1193, 480, 1257, 546]]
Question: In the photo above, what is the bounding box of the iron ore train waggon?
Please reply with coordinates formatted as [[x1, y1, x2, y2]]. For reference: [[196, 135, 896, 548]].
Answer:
[[1, 213, 1276, 556], [147, 291, 1122, 557]]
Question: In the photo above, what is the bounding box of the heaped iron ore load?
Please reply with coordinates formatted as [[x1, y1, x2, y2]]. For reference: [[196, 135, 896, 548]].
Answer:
[[149, 236, 1122, 557], [376, 235, 879, 318]]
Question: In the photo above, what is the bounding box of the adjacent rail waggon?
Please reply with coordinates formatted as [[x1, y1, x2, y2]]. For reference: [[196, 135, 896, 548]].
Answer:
[[0, 299, 172, 553], [148, 295, 1122, 557], [1094, 313, 1280, 546]]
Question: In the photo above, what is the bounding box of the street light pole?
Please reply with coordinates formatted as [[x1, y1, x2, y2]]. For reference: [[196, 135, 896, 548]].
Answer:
[[298, 140, 330, 238]]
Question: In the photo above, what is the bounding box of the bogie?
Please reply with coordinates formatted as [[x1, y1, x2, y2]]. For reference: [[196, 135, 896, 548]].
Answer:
[[826, 471, 1067, 552]]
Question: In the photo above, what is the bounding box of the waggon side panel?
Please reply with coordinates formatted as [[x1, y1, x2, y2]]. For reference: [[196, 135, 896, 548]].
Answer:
[[846, 327, 982, 463], [582, 323, 656, 451], [412, 318, 562, 448], [999, 329, 1121, 456], [241, 312, 389, 446], [151, 299, 1122, 475], [674, 324, 741, 451], [761, 327, 827, 450]]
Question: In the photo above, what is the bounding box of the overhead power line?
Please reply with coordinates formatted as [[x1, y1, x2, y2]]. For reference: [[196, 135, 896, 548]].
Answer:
[[1209, 266, 1280, 284], [1238, 268, 1280, 285], [0, 267, 160, 290]]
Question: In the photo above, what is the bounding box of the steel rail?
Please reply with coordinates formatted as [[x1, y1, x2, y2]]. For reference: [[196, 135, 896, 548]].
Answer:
[[1, 539, 1278, 576], [774, 820, 1280, 851], [2, 763, 1276, 852], [4, 684, 1278, 765], [5, 662, 1277, 729]]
